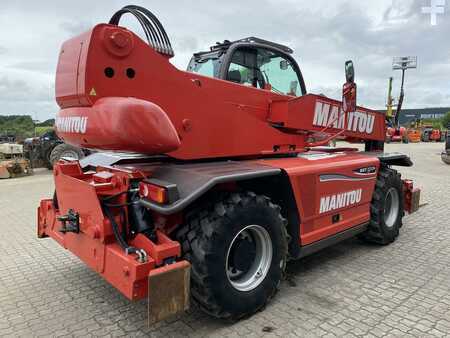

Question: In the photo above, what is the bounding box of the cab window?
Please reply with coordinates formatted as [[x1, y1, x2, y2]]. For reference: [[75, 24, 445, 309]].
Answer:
[[188, 54, 220, 78], [259, 52, 299, 96], [226, 47, 301, 96]]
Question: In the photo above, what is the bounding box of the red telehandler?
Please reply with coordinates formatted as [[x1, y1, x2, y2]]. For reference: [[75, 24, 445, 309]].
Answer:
[[37, 5, 421, 323]]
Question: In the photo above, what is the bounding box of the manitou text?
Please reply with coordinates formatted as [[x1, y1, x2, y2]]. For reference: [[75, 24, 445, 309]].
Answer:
[[313, 101, 375, 135], [319, 189, 363, 214], [55, 116, 88, 134]]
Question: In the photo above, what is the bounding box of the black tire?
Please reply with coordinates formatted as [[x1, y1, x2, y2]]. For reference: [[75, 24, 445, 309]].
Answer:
[[441, 152, 450, 165], [175, 191, 288, 320], [445, 135, 450, 151], [359, 167, 404, 245], [43, 148, 54, 170], [49, 143, 84, 167]]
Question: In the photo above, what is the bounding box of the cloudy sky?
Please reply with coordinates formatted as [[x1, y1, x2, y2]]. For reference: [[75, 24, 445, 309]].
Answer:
[[0, 0, 449, 120]]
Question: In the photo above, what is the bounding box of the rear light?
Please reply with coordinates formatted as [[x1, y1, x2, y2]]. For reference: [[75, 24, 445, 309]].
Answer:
[[139, 182, 168, 204]]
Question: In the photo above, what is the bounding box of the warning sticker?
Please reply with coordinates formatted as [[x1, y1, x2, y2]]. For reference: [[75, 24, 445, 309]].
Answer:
[[89, 88, 97, 96]]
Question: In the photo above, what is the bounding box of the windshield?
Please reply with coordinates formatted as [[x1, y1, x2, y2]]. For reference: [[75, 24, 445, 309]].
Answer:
[[226, 47, 302, 96], [259, 52, 300, 96]]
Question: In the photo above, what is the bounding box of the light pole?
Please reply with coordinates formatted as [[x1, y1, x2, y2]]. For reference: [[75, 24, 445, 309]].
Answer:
[[392, 56, 417, 127]]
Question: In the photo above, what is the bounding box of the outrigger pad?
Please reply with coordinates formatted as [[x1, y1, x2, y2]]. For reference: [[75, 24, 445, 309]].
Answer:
[[148, 260, 190, 325]]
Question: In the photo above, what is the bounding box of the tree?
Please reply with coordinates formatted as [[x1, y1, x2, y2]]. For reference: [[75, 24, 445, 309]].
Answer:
[[442, 111, 450, 129], [0, 115, 35, 140]]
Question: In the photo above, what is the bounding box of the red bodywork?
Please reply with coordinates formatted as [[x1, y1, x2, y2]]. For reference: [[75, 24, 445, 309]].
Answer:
[[54, 24, 385, 158], [38, 22, 417, 304], [38, 151, 380, 299], [430, 129, 442, 141]]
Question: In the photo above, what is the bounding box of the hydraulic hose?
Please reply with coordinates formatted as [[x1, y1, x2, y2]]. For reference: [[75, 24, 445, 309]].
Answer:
[[109, 5, 174, 57], [102, 205, 148, 263]]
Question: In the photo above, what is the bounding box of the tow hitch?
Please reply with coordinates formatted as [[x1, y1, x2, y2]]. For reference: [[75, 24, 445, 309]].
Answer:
[[58, 209, 80, 233]]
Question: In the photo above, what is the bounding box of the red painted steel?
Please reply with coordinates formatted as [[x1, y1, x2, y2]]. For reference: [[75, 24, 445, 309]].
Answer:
[[38, 161, 184, 300]]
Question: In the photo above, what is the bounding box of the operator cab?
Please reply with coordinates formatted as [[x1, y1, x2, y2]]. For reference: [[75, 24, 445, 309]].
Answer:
[[187, 37, 307, 97]]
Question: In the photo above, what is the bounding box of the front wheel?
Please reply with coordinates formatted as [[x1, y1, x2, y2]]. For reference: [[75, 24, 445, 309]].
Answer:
[[176, 192, 288, 320], [359, 167, 404, 245]]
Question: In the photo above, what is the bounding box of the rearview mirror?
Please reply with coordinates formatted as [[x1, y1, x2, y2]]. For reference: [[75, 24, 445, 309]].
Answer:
[[280, 60, 289, 70], [343, 60, 356, 113], [345, 60, 355, 83]]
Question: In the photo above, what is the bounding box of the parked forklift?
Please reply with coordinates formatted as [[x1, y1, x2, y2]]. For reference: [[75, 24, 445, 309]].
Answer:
[[37, 6, 421, 324]]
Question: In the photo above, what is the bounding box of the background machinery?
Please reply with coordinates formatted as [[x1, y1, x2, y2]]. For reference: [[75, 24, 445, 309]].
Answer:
[[385, 57, 417, 143], [407, 118, 422, 143], [24, 129, 88, 169], [420, 123, 446, 142], [37, 5, 420, 323], [0, 142, 32, 179]]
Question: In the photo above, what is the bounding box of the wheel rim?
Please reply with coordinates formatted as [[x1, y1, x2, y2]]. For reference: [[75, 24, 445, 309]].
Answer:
[[225, 225, 273, 292], [384, 187, 400, 228], [60, 150, 80, 159]]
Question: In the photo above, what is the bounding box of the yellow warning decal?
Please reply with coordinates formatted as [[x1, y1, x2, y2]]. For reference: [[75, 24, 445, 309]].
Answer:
[[89, 88, 97, 96]]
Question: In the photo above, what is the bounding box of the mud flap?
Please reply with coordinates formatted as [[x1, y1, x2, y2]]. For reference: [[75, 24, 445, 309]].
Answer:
[[409, 189, 421, 213], [148, 260, 190, 325]]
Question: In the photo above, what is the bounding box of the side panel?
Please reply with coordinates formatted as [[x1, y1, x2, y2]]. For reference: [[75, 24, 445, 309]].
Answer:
[[259, 152, 379, 245]]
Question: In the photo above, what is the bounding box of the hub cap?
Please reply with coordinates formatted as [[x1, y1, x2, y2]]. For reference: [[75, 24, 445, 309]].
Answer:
[[226, 225, 273, 292], [384, 187, 400, 228]]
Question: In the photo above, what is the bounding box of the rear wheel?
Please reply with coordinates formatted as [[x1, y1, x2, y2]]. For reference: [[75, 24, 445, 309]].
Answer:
[[49, 143, 84, 167], [176, 191, 288, 320], [359, 167, 404, 245]]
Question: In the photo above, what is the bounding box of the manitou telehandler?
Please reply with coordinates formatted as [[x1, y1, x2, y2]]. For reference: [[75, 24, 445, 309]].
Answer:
[[37, 5, 421, 323]]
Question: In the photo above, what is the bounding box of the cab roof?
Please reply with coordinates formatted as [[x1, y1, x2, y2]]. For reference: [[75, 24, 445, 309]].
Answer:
[[194, 37, 293, 58]]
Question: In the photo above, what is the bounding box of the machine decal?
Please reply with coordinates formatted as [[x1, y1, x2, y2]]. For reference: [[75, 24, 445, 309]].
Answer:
[[353, 166, 377, 175], [319, 174, 375, 182], [313, 101, 375, 135], [56, 116, 88, 134], [319, 189, 362, 214]]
